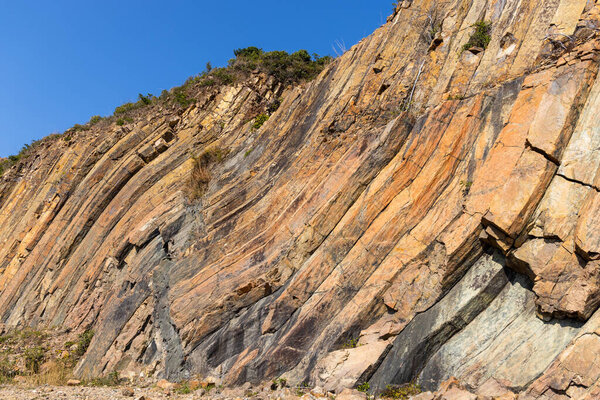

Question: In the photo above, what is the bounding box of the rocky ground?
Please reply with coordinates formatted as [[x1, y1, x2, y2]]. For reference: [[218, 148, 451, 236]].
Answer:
[[0, 377, 516, 400], [0, 384, 357, 400]]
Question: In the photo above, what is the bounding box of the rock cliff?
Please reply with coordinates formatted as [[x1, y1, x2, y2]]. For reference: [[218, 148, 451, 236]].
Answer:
[[2, 0, 600, 398]]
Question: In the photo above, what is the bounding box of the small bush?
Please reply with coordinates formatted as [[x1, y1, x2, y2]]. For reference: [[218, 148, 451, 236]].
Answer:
[[253, 114, 269, 130], [24, 346, 45, 374], [173, 87, 193, 108], [357, 382, 370, 393], [19, 328, 47, 342], [342, 338, 360, 349], [460, 180, 473, 196], [114, 98, 149, 116], [211, 68, 235, 85], [176, 382, 193, 394], [380, 383, 422, 399], [114, 102, 140, 115], [138, 93, 154, 105], [68, 124, 88, 133], [75, 330, 94, 357], [463, 21, 492, 51], [234, 46, 263, 59], [116, 117, 132, 126], [199, 78, 216, 87], [2, 142, 39, 171], [271, 377, 287, 390], [88, 115, 102, 125]]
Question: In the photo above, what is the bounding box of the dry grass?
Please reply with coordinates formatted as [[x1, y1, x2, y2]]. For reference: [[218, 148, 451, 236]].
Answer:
[[188, 147, 227, 200], [23, 360, 72, 386], [0, 328, 94, 386]]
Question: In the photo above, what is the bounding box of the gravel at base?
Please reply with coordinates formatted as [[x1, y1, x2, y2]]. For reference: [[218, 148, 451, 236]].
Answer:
[[0, 385, 196, 400]]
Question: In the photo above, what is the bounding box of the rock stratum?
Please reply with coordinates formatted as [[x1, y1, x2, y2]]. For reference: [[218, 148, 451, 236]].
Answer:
[[2, 0, 600, 398]]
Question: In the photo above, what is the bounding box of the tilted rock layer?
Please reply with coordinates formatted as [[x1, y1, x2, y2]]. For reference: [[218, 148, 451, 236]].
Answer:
[[2, 0, 600, 397]]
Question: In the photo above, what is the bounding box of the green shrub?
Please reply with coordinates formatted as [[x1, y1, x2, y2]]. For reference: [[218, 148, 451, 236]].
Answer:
[[176, 382, 193, 394], [114, 102, 137, 115], [342, 338, 359, 349], [357, 382, 370, 393], [19, 328, 47, 342], [138, 93, 153, 105], [88, 115, 102, 125], [114, 98, 149, 116], [116, 117, 133, 126], [270, 377, 287, 390], [199, 78, 216, 87], [234, 46, 263, 59], [173, 87, 193, 107], [211, 68, 234, 85], [227, 47, 331, 85], [253, 114, 269, 130], [463, 21, 492, 51], [24, 346, 45, 374], [75, 330, 94, 357], [380, 383, 422, 399], [3, 142, 37, 169]]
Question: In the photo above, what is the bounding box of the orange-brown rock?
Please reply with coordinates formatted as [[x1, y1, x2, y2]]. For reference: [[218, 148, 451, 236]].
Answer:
[[2, 0, 600, 399]]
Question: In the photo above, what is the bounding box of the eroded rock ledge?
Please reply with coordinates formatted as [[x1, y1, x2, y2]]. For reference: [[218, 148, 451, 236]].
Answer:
[[2, 0, 600, 398]]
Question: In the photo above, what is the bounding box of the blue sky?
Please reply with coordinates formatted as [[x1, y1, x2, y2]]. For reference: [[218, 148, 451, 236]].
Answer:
[[0, 1, 393, 157]]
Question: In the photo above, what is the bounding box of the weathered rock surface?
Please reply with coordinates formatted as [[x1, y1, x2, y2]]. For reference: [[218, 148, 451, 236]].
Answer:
[[2, 0, 600, 398]]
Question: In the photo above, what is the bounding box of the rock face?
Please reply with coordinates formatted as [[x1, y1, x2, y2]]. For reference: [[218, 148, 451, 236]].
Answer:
[[2, 0, 600, 398]]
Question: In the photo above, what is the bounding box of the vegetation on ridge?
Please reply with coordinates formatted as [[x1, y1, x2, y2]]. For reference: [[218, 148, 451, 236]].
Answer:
[[105, 47, 330, 119], [1, 47, 331, 178]]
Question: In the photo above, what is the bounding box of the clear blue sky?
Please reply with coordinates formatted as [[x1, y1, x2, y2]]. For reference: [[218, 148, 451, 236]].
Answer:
[[0, 1, 393, 157]]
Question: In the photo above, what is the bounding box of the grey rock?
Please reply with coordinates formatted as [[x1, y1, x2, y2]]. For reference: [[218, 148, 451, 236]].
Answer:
[[418, 272, 581, 391], [369, 252, 508, 392]]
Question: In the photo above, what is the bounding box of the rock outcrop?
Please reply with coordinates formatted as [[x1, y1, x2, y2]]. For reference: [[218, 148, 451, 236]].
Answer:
[[2, 0, 600, 398]]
